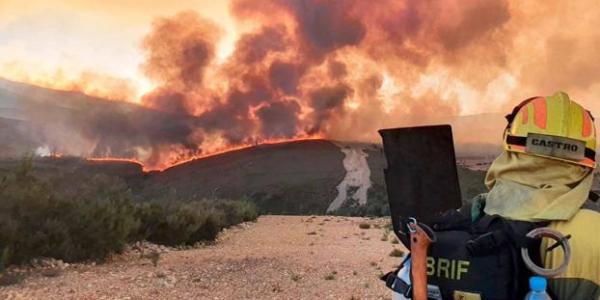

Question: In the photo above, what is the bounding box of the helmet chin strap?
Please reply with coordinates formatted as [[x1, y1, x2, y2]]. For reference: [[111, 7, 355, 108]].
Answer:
[[504, 96, 541, 131]]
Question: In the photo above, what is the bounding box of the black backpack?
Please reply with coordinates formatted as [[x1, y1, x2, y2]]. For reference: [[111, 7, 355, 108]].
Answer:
[[382, 204, 546, 299]]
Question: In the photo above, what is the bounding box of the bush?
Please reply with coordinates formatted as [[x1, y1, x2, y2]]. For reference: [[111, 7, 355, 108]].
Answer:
[[0, 158, 259, 267], [135, 201, 220, 246], [0, 158, 138, 265], [135, 199, 258, 246]]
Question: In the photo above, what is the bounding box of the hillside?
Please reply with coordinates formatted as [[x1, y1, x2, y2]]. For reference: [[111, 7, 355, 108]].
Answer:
[[0, 139, 489, 216], [0, 78, 508, 214], [0, 77, 201, 160], [141, 140, 347, 214]]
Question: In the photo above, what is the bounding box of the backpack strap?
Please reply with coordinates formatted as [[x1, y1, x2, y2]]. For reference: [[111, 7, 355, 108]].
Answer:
[[381, 255, 413, 298], [466, 215, 541, 256], [589, 191, 599, 203], [381, 271, 412, 297]]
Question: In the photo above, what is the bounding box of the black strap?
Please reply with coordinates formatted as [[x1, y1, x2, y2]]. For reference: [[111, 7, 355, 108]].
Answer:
[[587, 110, 596, 121], [467, 216, 543, 256], [466, 230, 507, 256], [381, 255, 413, 297], [506, 134, 596, 161], [505, 97, 540, 125], [382, 271, 412, 297], [585, 148, 597, 160], [589, 191, 599, 203], [505, 134, 527, 147]]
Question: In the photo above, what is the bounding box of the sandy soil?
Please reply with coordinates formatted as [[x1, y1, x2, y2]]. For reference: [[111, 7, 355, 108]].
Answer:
[[0, 216, 407, 300]]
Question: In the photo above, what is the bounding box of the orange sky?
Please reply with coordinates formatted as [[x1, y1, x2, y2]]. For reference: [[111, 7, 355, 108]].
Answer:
[[1, 0, 600, 115], [2, 0, 600, 166], [0, 0, 237, 98]]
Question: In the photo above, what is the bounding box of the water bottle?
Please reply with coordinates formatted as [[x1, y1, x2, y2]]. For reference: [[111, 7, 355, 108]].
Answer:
[[524, 276, 551, 300]]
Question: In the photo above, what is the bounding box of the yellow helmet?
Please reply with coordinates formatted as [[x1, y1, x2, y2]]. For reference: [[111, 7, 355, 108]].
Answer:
[[504, 91, 596, 169]]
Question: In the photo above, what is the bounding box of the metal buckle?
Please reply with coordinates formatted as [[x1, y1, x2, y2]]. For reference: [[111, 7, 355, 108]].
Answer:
[[407, 217, 418, 234], [404, 284, 413, 298]]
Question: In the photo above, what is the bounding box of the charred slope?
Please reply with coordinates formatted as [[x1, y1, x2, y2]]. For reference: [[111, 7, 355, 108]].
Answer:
[[139, 139, 488, 215], [0, 139, 491, 215], [140, 140, 346, 214]]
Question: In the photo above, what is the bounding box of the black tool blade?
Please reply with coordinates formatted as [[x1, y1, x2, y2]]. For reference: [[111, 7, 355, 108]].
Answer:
[[379, 125, 462, 237]]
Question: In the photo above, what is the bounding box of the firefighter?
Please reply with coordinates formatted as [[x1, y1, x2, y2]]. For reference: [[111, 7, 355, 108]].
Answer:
[[484, 91, 599, 299]]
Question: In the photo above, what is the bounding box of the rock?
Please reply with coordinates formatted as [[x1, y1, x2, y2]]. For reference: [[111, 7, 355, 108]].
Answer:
[[41, 268, 63, 277], [158, 275, 177, 288], [156, 270, 167, 278]]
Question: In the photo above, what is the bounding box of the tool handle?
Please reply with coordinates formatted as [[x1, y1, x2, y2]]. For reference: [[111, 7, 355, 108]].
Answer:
[[409, 222, 435, 300]]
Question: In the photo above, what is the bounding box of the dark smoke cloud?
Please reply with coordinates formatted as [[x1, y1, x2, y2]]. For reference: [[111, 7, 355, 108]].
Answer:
[[141, 10, 220, 91], [233, 26, 287, 64], [256, 99, 301, 138], [0, 77, 202, 167], [268, 61, 304, 95], [195, 74, 274, 143], [9, 0, 600, 169], [307, 84, 351, 134], [6, 0, 528, 168], [354, 0, 512, 71], [276, 0, 366, 60], [437, 1, 511, 51], [327, 59, 348, 80], [74, 100, 201, 166], [141, 88, 189, 115], [132, 1, 514, 166]]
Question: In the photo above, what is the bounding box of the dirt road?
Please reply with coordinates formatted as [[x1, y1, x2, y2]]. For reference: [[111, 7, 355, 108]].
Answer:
[[0, 216, 407, 300]]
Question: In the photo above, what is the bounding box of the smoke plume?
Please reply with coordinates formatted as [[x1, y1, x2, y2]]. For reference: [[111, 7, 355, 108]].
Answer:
[[3, 0, 600, 168]]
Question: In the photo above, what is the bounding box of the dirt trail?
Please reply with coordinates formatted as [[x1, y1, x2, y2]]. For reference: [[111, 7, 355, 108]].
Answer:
[[0, 216, 407, 300]]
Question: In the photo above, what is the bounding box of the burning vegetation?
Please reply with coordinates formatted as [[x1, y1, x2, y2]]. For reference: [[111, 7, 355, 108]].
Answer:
[[2, 0, 598, 170]]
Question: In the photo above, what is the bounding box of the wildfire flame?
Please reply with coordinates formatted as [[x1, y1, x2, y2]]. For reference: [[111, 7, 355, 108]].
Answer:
[[2, 0, 600, 169], [87, 136, 324, 172]]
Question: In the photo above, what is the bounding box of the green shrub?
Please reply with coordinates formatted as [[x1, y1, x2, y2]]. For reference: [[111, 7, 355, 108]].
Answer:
[[0, 158, 259, 267], [135, 199, 258, 246], [212, 199, 259, 226], [0, 158, 138, 265]]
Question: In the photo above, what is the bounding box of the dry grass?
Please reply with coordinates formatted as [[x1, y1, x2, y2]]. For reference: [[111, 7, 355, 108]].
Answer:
[[380, 232, 389, 241], [358, 223, 371, 229], [389, 248, 405, 257]]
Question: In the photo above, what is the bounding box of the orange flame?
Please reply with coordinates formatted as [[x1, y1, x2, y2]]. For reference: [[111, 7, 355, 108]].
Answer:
[[87, 135, 324, 172]]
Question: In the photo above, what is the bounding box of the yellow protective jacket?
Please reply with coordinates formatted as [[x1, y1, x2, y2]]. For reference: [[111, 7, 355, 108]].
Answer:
[[482, 151, 599, 299]]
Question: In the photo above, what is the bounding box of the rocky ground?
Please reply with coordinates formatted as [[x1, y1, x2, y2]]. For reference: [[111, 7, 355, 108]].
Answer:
[[0, 216, 407, 300]]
